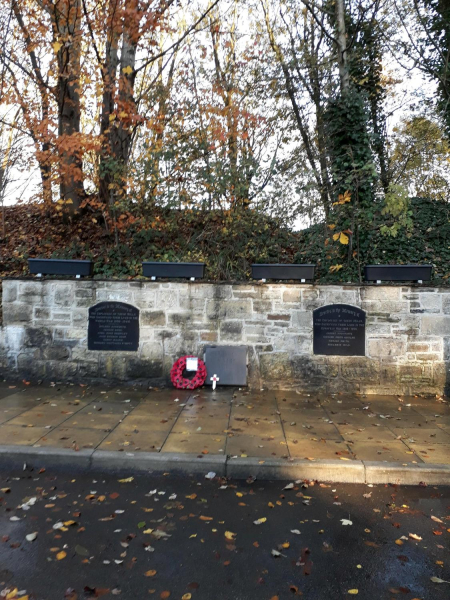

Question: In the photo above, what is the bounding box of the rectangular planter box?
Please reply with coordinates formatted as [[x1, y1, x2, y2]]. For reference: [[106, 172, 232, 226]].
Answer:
[[28, 258, 93, 277], [142, 261, 205, 279], [364, 264, 432, 282], [251, 264, 315, 281]]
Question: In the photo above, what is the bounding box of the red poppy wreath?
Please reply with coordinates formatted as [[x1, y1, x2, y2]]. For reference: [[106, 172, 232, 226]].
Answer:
[[170, 355, 207, 389]]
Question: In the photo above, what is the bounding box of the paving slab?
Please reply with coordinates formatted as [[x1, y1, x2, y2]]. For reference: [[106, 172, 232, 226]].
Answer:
[[0, 384, 448, 484]]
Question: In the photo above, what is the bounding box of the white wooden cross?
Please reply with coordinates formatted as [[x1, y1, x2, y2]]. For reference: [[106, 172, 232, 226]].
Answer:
[[210, 374, 219, 390]]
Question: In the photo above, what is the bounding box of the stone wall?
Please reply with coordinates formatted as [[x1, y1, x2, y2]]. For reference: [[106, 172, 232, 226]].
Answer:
[[0, 279, 449, 394]]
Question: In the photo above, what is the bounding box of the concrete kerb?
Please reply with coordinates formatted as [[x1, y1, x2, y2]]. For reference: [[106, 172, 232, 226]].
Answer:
[[0, 445, 449, 484], [91, 450, 227, 476], [226, 457, 366, 483], [0, 445, 93, 469], [364, 461, 450, 485]]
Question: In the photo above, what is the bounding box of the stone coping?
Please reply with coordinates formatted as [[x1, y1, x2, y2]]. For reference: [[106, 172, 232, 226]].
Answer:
[[1, 276, 449, 288]]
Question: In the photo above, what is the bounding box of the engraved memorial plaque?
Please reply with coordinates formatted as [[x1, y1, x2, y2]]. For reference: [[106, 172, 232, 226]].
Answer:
[[88, 302, 139, 351], [313, 304, 365, 356]]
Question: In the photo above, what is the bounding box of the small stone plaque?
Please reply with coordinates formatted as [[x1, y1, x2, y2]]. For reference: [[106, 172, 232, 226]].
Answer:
[[313, 304, 365, 356], [204, 346, 247, 386], [88, 302, 139, 352]]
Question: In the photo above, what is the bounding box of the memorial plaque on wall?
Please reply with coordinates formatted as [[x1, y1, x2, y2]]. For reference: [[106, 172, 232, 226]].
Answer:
[[88, 302, 139, 351], [313, 304, 365, 356]]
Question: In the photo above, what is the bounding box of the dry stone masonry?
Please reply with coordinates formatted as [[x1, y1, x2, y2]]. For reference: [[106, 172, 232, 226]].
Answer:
[[0, 279, 449, 394]]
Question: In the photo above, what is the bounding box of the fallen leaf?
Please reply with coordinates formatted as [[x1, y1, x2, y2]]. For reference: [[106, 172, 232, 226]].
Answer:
[[341, 519, 353, 526], [253, 517, 267, 525], [160, 592, 170, 599], [430, 576, 449, 583], [182, 595, 191, 600], [75, 545, 89, 556], [145, 570, 157, 577], [117, 477, 134, 483], [347, 590, 358, 595], [431, 516, 443, 524], [56, 551, 67, 560], [26, 532, 38, 542], [409, 533, 422, 541], [224, 531, 236, 540]]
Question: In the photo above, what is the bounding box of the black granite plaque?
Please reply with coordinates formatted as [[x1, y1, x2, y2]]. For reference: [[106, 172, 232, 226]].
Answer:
[[88, 302, 139, 351], [313, 304, 365, 356], [204, 345, 247, 386]]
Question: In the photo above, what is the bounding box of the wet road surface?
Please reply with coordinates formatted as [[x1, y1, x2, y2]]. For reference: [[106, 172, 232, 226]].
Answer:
[[0, 466, 449, 599]]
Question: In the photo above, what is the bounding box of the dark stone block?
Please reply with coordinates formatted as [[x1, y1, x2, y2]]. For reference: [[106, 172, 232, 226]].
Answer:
[[24, 327, 52, 348], [126, 358, 163, 379], [42, 346, 70, 361]]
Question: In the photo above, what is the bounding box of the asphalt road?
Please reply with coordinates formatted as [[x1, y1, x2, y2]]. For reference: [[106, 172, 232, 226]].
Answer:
[[0, 466, 449, 600]]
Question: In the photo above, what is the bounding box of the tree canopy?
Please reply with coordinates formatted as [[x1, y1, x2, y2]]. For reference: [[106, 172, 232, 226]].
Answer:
[[0, 0, 449, 280]]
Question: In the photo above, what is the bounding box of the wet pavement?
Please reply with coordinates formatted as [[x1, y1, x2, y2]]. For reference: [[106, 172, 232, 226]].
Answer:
[[0, 467, 449, 599], [0, 383, 449, 465]]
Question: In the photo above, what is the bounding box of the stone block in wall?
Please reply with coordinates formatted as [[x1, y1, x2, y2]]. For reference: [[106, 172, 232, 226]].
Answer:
[[140, 341, 163, 360], [259, 352, 293, 380], [442, 296, 450, 315], [75, 288, 95, 299], [318, 289, 358, 305], [79, 361, 100, 378], [206, 299, 252, 320], [291, 355, 338, 383], [367, 338, 406, 358], [422, 316, 450, 336], [433, 362, 449, 391], [131, 292, 155, 309], [260, 287, 283, 300], [54, 284, 74, 307], [416, 293, 442, 313], [361, 286, 401, 301], [291, 310, 313, 330], [126, 357, 163, 379], [219, 321, 243, 341], [42, 345, 71, 361], [361, 301, 407, 315], [96, 290, 133, 304], [399, 364, 432, 383], [24, 327, 52, 348], [282, 289, 301, 303], [34, 307, 51, 320], [267, 313, 291, 322], [4, 326, 25, 352], [155, 290, 179, 310], [73, 309, 88, 328], [141, 310, 166, 326], [200, 331, 218, 342], [415, 352, 441, 362], [341, 357, 380, 382], [252, 300, 273, 314], [99, 355, 128, 380], [65, 328, 87, 341], [3, 303, 32, 324], [2, 281, 17, 303], [232, 286, 261, 299]]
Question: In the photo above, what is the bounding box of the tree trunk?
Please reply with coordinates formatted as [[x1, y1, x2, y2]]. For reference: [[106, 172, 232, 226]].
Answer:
[[335, 0, 350, 94], [51, 0, 84, 214]]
